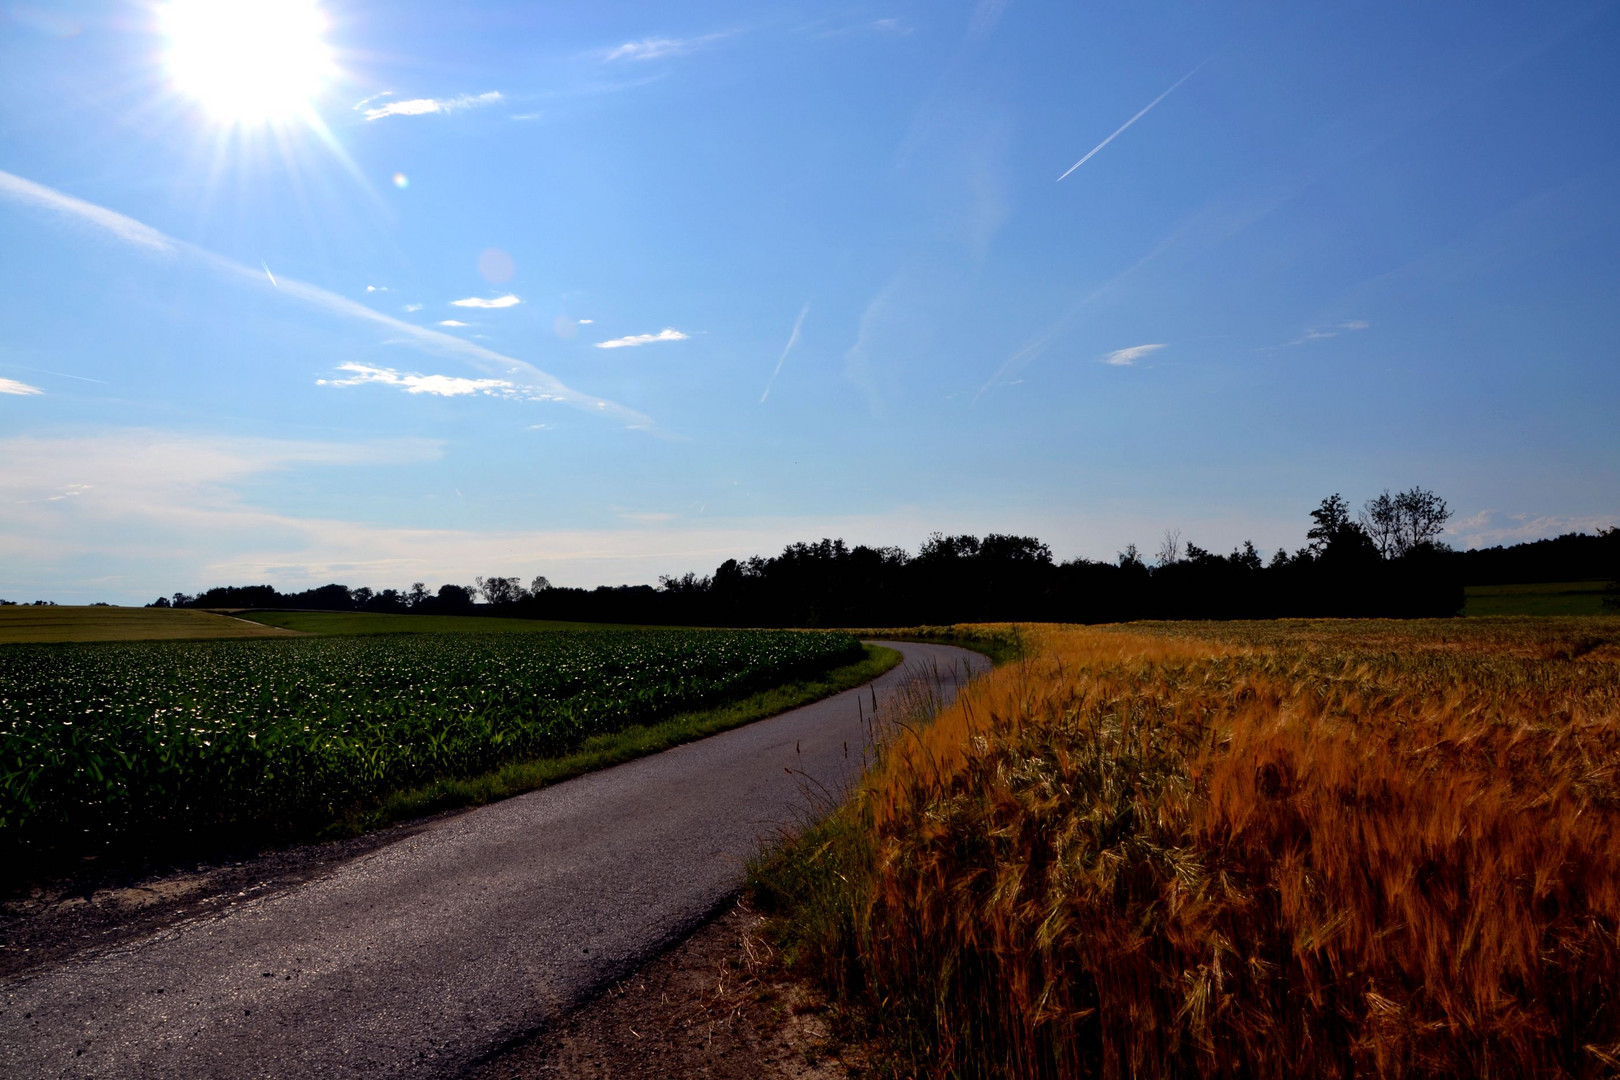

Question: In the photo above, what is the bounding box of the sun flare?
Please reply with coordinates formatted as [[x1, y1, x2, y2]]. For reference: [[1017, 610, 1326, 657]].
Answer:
[[161, 0, 334, 124]]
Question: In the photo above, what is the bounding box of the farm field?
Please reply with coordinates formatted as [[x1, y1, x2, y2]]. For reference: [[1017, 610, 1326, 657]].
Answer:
[[0, 628, 866, 877], [1462, 579, 1614, 616], [0, 605, 300, 645], [234, 609, 644, 636], [753, 616, 1620, 1079]]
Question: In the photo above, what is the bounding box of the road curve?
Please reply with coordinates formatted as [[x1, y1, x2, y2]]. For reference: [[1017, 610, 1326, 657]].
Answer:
[[2, 641, 986, 1079]]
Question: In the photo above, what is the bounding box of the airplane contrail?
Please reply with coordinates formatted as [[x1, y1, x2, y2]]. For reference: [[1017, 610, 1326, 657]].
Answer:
[[0, 168, 651, 429], [1057, 60, 1208, 182], [760, 301, 809, 404]]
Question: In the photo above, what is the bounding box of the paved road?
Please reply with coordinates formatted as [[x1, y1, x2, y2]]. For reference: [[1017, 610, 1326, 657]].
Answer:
[[1, 641, 985, 1079]]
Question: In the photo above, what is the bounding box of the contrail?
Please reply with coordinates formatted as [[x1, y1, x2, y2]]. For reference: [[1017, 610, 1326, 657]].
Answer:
[[760, 301, 809, 404], [1057, 60, 1207, 182], [0, 168, 652, 429]]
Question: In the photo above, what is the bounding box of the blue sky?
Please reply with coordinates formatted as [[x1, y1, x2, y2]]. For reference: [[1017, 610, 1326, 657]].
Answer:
[[2, 0, 1617, 602]]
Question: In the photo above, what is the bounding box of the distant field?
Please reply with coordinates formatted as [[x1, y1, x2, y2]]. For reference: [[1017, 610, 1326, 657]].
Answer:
[[0, 606, 299, 645], [1462, 579, 1613, 616], [236, 610, 640, 635]]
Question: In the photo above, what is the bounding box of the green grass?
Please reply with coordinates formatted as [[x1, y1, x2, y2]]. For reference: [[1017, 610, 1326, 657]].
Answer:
[[0, 606, 299, 645], [1462, 580, 1615, 617], [340, 643, 903, 835], [844, 623, 1026, 666], [234, 609, 640, 635]]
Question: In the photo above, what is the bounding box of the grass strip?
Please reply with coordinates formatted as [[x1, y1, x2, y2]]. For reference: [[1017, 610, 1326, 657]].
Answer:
[[338, 643, 903, 836], [844, 624, 1026, 666]]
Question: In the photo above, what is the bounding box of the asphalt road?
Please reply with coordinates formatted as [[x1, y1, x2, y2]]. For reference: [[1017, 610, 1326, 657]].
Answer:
[[1, 641, 986, 1079]]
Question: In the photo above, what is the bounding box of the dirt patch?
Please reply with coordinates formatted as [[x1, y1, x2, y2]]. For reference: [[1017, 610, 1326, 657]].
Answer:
[[469, 900, 857, 1080], [0, 818, 434, 981]]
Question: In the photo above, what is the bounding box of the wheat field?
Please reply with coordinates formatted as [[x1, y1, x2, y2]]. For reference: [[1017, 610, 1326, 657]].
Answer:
[[755, 617, 1620, 1079]]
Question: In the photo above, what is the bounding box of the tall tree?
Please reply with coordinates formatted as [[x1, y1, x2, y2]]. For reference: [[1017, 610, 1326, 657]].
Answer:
[[1361, 491, 1400, 558], [1395, 487, 1451, 553], [1308, 494, 1354, 555]]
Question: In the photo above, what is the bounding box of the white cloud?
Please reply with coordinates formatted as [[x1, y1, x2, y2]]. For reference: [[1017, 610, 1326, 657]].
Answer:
[[363, 91, 503, 121], [602, 32, 731, 62], [437, 319, 469, 327], [451, 294, 521, 309], [1449, 509, 1619, 549], [1101, 343, 1165, 366], [317, 362, 537, 400], [0, 377, 44, 396], [403, 303, 423, 313], [594, 328, 690, 349], [578, 318, 594, 324], [0, 169, 651, 428], [0, 429, 1334, 603], [366, 285, 388, 293]]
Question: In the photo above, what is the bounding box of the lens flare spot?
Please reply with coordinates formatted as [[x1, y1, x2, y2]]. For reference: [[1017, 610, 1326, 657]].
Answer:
[[478, 248, 516, 284], [393, 172, 409, 188]]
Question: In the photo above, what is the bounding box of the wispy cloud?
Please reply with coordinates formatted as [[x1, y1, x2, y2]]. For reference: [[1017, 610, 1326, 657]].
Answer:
[[403, 303, 423, 313], [451, 294, 521, 309], [0, 169, 174, 253], [363, 91, 503, 121], [1057, 61, 1207, 182], [317, 362, 532, 400], [967, 0, 1009, 40], [760, 302, 809, 404], [1450, 509, 1620, 549], [437, 319, 469, 327], [0, 168, 651, 428], [0, 377, 45, 396], [602, 32, 732, 62], [1102, 343, 1165, 366], [813, 17, 913, 39], [1282, 320, 1370, 346], [594, 328, 689, 349]]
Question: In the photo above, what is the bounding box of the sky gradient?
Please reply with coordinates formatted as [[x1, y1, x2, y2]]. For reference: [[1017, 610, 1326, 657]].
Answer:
[[2, 0, 1618, 603]]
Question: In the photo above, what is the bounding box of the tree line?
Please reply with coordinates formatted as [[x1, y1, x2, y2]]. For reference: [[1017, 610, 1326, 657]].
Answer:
[[152, 488, 1620, 626]]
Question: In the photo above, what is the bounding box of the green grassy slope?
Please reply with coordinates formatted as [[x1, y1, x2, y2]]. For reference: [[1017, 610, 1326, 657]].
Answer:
[[234, 610, 641, 635], [0, 606, 300, 645], [1462, 581, 1614, 617]]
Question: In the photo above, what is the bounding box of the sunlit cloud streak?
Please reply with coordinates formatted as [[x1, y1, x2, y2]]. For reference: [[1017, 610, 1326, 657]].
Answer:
[[1282, 319, 1370, 346], [760, 302, 809, 403], [1102, 343, 1165, 366], [438, 319, 469, 327], [317, 363, 528, 399], [595, 328, 689, 349], [602, 32, 733, 62], [363, 91, 503, 121], [0, 169, 651, 428], [451, 294, 521, 309], [1057, 61, 1207, 182], [0, 170, 173, 252], [0, 377, 45, 396]]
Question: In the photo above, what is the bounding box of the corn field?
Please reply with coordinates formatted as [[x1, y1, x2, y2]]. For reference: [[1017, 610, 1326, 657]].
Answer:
[[0, 628, 861, 859]]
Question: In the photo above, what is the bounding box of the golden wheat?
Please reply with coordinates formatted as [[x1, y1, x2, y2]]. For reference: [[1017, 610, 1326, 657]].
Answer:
[[774, 618, 1620, 1079]]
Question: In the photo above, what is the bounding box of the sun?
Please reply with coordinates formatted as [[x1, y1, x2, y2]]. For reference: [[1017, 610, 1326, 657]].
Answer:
[[160, 0, 335, 124]]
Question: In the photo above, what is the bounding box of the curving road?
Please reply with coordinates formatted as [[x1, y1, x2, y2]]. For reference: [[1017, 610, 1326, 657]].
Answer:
[[1, 641, 986, 1079]]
